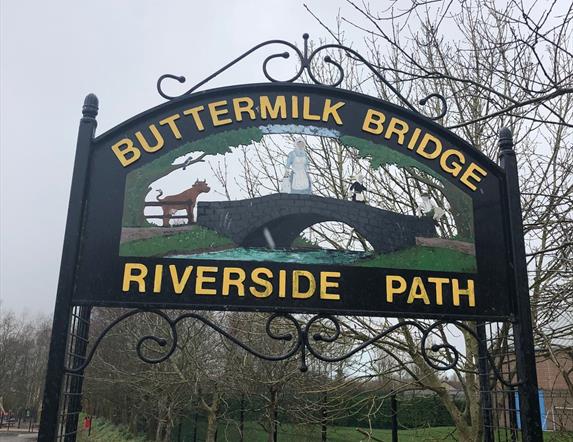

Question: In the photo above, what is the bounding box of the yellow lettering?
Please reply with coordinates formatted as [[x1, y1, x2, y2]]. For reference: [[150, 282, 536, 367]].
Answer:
[[320, 271, 340, 300], [233, 97, 256, 121], [460, 163, 487, 191], [169, 265, 193, 294], [416, 134, 442, 159], [322, 99, 345, 125], [302, 96, 321, 121], [195, 266, 218, 295], [208, 100, 232, 126], [407, 128, 422, 150], [452, 279, 475, 307], [440, 149, 465, 177], [428, 277, 449, 305], [112, 138, 141, 167], [122, 263, 148, 292], [250, 267, 273, 298], [278, 270, 287, 298], [292, 96, 299, 118], [293, 270, 316, 299], [386, 275, 406, 303], [183, 105, 206, 131], [153, 264, 163, 293], [362, 109, 386, 135], [134, 124, 164, 153], [260, 95, 287, 119], [384, 117, 409, 145], [407, 277, 430, 304], [159, 114, 182, 140], [222, 267, 246, 296]]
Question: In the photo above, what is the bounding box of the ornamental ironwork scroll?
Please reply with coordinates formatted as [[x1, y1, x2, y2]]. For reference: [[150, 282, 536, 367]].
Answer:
[[157, 33, 447, 120], [63, 309, 519, 388], [39, 32, 544, 442]]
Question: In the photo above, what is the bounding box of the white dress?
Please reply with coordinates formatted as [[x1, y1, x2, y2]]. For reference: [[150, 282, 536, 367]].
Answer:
[[287, 149, 312, 194]]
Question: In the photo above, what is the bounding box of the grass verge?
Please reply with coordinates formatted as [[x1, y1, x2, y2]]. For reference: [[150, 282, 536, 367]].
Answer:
[[76, 415, 147, 441]]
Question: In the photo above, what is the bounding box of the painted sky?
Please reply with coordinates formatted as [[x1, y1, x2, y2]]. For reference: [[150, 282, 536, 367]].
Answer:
[[0, 0, 372, 315]]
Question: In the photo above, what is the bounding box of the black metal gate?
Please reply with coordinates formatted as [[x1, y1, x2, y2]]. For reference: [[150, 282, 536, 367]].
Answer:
[[38, 35, 544, 441]]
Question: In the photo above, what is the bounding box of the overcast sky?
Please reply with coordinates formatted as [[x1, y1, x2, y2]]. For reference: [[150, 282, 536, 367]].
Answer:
[[0, 0, 372, 316]]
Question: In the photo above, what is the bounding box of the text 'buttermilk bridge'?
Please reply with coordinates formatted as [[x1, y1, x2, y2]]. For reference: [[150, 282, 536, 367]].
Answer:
[[197, 194, 436, 252]]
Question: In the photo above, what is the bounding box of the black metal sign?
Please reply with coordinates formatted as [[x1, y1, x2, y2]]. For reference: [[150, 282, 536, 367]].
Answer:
[[39, 34, 543, 441], [72, 83, 512, 320]]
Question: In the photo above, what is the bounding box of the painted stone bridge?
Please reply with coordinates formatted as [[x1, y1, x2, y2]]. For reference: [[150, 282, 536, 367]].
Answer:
[[197, 194, 436, 253]]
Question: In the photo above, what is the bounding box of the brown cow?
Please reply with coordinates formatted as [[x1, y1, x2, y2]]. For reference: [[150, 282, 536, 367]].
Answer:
[[156, 179, 211, 227]]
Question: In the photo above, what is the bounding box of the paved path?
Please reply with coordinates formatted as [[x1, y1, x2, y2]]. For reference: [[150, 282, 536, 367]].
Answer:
[[0, 431, 38, 441]]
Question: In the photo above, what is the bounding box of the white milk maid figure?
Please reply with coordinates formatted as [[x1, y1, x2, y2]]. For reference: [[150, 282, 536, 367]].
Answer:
[[285, 137, 312, 194]]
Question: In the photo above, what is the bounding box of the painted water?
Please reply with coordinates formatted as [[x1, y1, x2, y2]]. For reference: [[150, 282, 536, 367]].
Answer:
[[171, 247, 372, 265]]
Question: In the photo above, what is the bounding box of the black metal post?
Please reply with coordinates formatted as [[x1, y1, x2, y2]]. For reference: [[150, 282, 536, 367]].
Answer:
[[273, 406, 278, 442], [476, 323, 494, 442], [321, 392, 327, 442], [193, 411, 198, 442], [498, 127, 543, 441], [63, 306, 92, 441], [390, 393, 398, 442], [38, 94, 98, 441], [239, 394, 245, 442]]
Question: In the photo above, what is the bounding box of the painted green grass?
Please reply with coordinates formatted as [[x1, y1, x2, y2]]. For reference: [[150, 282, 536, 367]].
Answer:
[[119, 226, 233, 257], [356, 246, 477, 273]]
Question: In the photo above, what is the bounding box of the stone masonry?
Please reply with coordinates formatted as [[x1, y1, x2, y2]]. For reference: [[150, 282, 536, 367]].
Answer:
[[197, 194, 436, 253]]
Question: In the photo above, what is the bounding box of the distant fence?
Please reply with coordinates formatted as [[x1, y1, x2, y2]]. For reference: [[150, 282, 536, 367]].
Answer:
[[174, 392, 457, 442], [0, 410, 38, 433], [144, 200, 197, 223]]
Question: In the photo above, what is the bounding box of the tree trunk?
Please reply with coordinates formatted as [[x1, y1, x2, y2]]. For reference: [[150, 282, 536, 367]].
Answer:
[[267, 386, 278, 442], [163, 421, 172, 442], [155, 419, 165, 442], [204, 393, 220, 442], [443, 181, 474, 240], [122, 129, 263, 227], [205, 413, 217, 442], [402, 324, 481, 442]]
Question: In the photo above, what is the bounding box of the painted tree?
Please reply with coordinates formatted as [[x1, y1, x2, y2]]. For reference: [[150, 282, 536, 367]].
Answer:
[[122, 128, 263, 227], [301, 0, 572, 440]]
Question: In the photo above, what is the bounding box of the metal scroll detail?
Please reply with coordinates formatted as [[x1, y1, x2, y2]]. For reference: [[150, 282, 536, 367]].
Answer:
[[65, 310, 517, 387], [156, 33, 447, 120]]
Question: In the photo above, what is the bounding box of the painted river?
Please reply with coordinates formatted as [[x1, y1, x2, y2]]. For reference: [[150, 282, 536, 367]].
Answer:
[[171, 247, 372, 265]]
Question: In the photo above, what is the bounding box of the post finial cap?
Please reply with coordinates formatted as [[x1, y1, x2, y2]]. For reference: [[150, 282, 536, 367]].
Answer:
[[498, 127, 513, 152], [82, 93, 99, 118]]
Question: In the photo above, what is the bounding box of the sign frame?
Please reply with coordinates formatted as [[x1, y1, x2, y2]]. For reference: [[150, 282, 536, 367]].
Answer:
[[38, 34, 543, 441]]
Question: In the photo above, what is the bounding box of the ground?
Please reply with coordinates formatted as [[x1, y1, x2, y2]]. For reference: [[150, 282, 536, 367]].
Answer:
[[75, 416, 573, 441]]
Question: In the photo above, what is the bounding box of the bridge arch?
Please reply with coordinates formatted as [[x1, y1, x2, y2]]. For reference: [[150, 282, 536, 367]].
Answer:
[[298, 221, 373, 251], [197, 194, 436, 253]]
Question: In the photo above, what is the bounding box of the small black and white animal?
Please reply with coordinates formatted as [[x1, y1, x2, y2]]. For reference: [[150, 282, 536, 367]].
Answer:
[[349, 174, 367, 203]]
